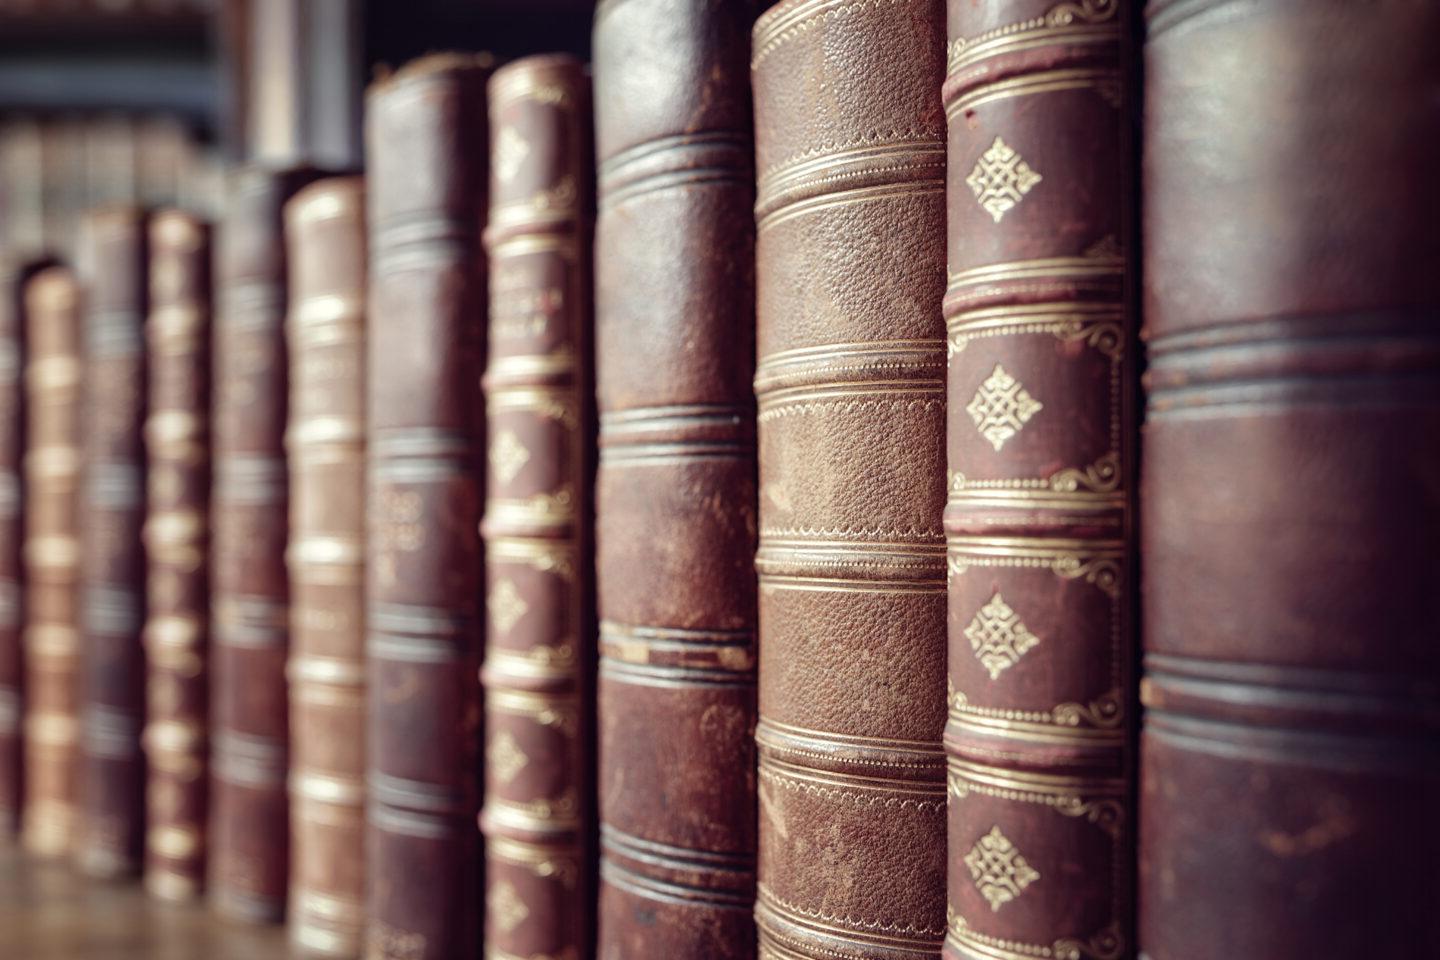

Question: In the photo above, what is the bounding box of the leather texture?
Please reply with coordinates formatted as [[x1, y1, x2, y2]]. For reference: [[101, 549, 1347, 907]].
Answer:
[[1139, 1, 1440, 957], [479, 54, 595, 960], [211, 166, 320, 923], [365, 55, 490, 960], [751, 2, 950, 957], [75, 207, 150, 880], [592, 2, 760, 956], [284, 175, 367, 958], [941, 2, 1136, 958], [0, 258, 30, 839], [20, 266, 83, 859], [141, 209, 212, 903]]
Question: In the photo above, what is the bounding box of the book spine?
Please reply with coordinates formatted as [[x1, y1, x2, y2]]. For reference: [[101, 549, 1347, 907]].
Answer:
[[211, 167, 313, 922], [750, 2, 950, 958], [939, 2, 1137, 957], [284, 175, 367, 958], [364, 56, 490, 960], [20, 266, 82, 858], [75, 207, 149, 878], [479, 55, 594, 960], [591, 2, 759, 956], [0, 261, 26, 838], [142, 209, 211, 902], [1138, 1, 1440, 957]]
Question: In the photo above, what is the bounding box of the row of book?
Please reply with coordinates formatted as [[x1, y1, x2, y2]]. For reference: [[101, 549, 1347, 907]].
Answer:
[[2, 1, 1433, 959]]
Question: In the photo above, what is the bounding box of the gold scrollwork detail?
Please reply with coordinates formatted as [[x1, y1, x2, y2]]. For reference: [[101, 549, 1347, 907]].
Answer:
[[947, 679, 1126, 734], [1051, 555, 1121, 598], [1047, 0, 1119, 25], [1054, 797, 1125, 839], [1052, 688, 1123, 728], [948, 0, 1120, 75], [947, 907, 1125, 960], [1048, 452, 1120, 494], [1055, 318, 1124, 359], [1053, 922, 1126, 960]]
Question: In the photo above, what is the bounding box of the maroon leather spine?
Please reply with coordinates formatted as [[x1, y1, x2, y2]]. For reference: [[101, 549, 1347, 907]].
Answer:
[[75, 207, 149, 879], [284, 175, 367, 958], [142, 209, 212, 902], [592, 2, 759, 956], [211, 166, 318, 922], [365, 55, 489, 960], [20, 266, 82, 859], [940, 3, 1137, 958], [751, 2, 949, 958], [480, 55, 594, 960], [1138, 2, 1440, 957], [0, 259, 27, 838]]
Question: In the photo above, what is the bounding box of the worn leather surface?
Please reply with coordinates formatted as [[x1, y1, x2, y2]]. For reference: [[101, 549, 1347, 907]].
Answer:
[[751, 2, 949, 957], [941, 2, 1136, 957], [141, 210, 212, 902], [284, 176, 367, 958], [365, 55, 489, 960], [592, 2, 760, 957], [0, 258, 31, 839], [20, 266, 82, 859], [75, 207, 150, 879], [479, 54, 595, 960], [211, 166, 320, 923], [1139, 1, 1440, 957]]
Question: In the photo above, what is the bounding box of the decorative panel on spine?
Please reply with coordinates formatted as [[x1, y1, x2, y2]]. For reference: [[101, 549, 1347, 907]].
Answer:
[[20, 267, 82, 859], [940, 2, 1135, 957], [284, 176, 367, 958], [1139, 1, 1440, 957], [365, 55, 489, 960], [0, 260, 28, 838], [212, 167, 317, 922], [592, 2, 759, 956], [751, 2, 950, 958], [76, 207, 150, 879], [480, 55, 594, 960], [142, 210, 212, 902]]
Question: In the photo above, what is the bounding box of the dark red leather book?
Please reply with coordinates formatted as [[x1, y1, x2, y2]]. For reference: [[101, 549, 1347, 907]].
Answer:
[[365, 54, 490, 960], [940, 2, 1137, 957], [75, 206, 149, 879], [592, 2, 759, 956], [1139, 1, 1440, 957], [0, 258, 31, 839], [751, 2, 950, 957], [141, 209, 212, 902]]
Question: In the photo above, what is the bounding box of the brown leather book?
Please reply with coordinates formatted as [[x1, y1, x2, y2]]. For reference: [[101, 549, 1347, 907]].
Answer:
[[20, 266, 82, 859], [592, 3, 759, 956], [1139, 2, 1440, 957], [142, 209, 212, 902], [211, 166, 319, 923], [283, 175, 367, 958], [365, 55, 490, 960], [751, 2, 949, 957], [479, 54, 594, 960], [940, 3, 1136, 958], [0, 259, 31, 838], [74, 207, 149, 879]]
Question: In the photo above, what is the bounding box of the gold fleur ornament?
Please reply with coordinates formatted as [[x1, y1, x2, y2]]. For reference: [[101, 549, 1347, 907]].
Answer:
[[965, 826, 1041, 912], [490, 429, 531, 485], [489, 578, 529, 634], [488, 880, 529, 933], [965, 592, 1041, 680], [489, 730, 529, 784], [494, 127, 530, 183], [967, 364, 1043, 451], [967, 136, 1043, 223]]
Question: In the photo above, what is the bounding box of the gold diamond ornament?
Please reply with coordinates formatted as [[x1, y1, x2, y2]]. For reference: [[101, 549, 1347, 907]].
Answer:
[[494, 127, 530, 184], [489, 880, 529, 932], [489, 730, 529, 784], [965, 826, 1040, 912], [490, 429, 531, 485], [967, 136, 1043, 223], [965, 592, 1041, 680], [490, 578, 529, 634], [967, 364, 1043, 451]]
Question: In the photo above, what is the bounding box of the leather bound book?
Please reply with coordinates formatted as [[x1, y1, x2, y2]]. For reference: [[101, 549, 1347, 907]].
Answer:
[[284, 175, 367, 958], [211, 166, 319, 923], [1139, 2, 1440, 958], [365, 55, 490, 960], [940, 2, 1136, 958], [592, 3, 759, 956], [75, 207, 150, 879], [479, 55, 594, 960], [142, 210, 212, 902], [20, 266, 83, 859], [0, 259, 29, 838], [751, 3, 949, 958]]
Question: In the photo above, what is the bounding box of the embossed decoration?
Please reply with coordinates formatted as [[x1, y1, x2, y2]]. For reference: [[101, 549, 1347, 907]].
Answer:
[[967, 137, 1043, 223], [488, 880, 529, 933], [965, 826, 1040, 912], [967, 364, 1043, 451], [965, 592, 1041, 680], [490, 429, 531, 485], [489, 578, 528, 634], [494, 127, 530, 183], [489, 730, 528, 784]]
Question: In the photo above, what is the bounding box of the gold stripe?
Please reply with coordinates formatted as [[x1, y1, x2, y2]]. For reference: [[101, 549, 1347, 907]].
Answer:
[[486, 350, 578, 380], [758, 179, 943, 233], [945, 67, 1119, 117]]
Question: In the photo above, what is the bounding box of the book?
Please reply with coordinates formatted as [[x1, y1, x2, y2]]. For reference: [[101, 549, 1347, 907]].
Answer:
[[479, 54, 594, 960], [1138, 0, 1440, 956], [0, 258, 31, 838], [592, 1, 760, 955], [19, 266, 83, 859], [283, 175, 367, 958], [141, 209, 212, 902], [365, 54, 490, 960], [75, 207, 150, 879], [750, 1, 950, 957]]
